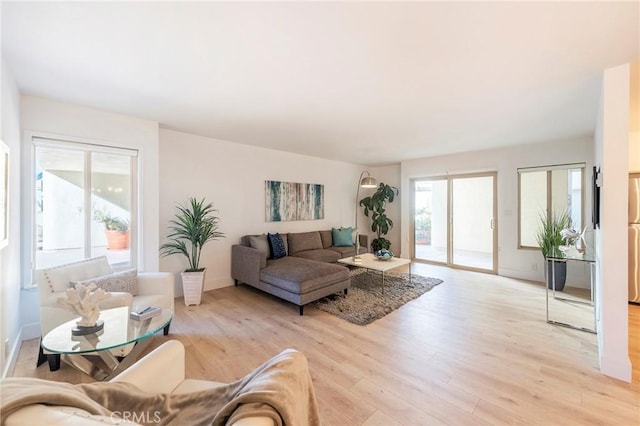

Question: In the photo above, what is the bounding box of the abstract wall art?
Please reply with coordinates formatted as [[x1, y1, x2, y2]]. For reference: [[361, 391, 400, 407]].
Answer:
[[265, 180, 324, 222]]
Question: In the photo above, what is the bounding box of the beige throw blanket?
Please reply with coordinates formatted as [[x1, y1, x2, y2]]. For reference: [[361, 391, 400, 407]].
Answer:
[[1, 349, 321, 426]]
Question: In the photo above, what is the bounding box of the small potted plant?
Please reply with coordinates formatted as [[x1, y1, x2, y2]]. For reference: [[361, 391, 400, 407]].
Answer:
[[536, 210, 571, 291], [359, 182, 399, 252], [160, 197, 224, 306], [93, 209, 129, 250]]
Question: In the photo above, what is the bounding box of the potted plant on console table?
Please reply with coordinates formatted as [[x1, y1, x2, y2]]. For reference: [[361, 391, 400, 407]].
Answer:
[[536, 210, 570, 291], [160, 197, 225, 306], [359, 182, 399, 252]]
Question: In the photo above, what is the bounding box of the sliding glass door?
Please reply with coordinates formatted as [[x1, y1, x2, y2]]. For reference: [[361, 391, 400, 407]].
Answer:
[[414, 179, 448, 263], [452, 175, 496, 271], [413, 172, 497, 273]]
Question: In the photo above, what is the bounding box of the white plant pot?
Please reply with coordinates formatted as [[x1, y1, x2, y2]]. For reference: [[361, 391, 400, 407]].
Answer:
[[181, 270, 205, 306]]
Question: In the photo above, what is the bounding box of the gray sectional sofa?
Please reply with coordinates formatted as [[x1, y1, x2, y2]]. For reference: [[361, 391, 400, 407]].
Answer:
[[231, 230, 368, 314]]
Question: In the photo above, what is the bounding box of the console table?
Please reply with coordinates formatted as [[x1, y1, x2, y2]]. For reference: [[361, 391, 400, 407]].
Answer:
[[546, 252, 596, 334], [42, 306, 173, 380]]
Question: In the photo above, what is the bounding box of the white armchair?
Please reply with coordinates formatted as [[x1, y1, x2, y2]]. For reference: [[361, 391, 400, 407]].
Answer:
[[4, 341, 273, 426], [112, 340, 274, 426], [36, 256, 175, 371]]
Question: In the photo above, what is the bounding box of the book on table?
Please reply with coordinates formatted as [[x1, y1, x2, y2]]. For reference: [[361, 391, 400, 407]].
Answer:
[[130, 306, 161, 321]]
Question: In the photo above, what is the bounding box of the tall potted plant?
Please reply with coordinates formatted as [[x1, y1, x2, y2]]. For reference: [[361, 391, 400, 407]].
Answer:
[[359, 182, 399, 252], [536, 210, 571, 291], [160, 197, 225, 306]]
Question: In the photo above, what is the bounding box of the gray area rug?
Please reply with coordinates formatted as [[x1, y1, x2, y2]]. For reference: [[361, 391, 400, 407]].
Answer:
[[311, 268, 443, 325]]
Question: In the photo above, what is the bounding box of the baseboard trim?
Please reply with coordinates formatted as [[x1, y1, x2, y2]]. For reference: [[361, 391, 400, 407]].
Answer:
[[2, 322, 41, 378], [21, 322, 41, 340], [3, 329, 22, 378], [599, 354, 632, 383], [203, 277, 235, 292]]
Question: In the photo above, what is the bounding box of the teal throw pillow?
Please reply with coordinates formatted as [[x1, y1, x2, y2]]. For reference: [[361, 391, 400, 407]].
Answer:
[[332, 227, 353, 247]]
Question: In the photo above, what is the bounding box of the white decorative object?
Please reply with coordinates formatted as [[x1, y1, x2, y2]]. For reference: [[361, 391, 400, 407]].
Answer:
[[575, 227, 587, 253], [559, 245, 581, 258], [181, 271, 205, 306], [374, 248, 394, 261], [561, 227, 587, 253], [57, 283, 111, 327]]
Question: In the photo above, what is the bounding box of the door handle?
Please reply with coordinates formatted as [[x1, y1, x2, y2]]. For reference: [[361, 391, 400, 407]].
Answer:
[[490, 218, 495, 230]]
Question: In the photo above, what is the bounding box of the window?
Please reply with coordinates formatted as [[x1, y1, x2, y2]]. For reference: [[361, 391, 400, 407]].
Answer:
[[33, 138, 137, 270], [518, 163, 585, 248]]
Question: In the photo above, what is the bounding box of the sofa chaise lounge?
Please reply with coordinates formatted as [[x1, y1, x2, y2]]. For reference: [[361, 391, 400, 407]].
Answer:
[[231, 230, 368, 315]]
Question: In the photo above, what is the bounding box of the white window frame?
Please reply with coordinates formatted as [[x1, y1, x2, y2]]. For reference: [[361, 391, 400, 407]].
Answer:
[[22, 133, 139, 288], [517, 162, 585, 250]]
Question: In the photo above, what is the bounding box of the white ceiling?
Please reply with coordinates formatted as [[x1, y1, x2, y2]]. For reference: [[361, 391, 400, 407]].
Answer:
[[2, 2, 639, 166]]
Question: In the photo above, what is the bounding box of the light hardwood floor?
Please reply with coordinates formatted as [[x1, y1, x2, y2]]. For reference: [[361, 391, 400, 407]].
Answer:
[[13, 264, 640, 425]]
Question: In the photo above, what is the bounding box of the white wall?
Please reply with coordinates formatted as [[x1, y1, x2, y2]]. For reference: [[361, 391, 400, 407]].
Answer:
[[159, 129, 365, 296], [0, 57, 23, 376], [593, 63, 634, 383], [20, 96, 160, 272], [401, 137, 594, 284], [18, 96, 160, 341]]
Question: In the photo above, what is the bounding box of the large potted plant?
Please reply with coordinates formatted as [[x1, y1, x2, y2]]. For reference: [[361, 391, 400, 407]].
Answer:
[[160, 197, 225, 306], [93, 209, 129, 250], [536, 210, 571, 291], [359, 182, 399, 252]]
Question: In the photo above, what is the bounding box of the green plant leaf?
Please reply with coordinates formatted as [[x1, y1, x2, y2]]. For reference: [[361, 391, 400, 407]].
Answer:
[[535, 210, 571, 258], [358, 182, 398, 241], [160, 197, 225, 271]]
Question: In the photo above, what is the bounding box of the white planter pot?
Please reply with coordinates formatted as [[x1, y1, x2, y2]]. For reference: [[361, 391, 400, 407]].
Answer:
[[181, 270, 205, 306]]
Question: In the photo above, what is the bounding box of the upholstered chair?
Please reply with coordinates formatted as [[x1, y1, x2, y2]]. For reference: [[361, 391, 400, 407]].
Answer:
[[36, 256, 175, 371]]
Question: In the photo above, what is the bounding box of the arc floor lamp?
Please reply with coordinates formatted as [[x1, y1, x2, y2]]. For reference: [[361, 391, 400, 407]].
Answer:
[[354, 171, 377, 258]]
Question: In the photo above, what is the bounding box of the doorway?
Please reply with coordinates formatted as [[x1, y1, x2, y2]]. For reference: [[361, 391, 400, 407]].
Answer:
[[412, 172, 497, 273]]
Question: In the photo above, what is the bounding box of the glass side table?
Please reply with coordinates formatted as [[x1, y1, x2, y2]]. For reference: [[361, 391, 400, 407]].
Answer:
[[42, 306, 173, 380], [546, 252, 596, 334]]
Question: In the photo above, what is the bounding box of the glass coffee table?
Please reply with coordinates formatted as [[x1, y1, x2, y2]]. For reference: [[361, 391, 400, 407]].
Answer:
[[42, 306, 173, 380], [338, 253, 412, 294]]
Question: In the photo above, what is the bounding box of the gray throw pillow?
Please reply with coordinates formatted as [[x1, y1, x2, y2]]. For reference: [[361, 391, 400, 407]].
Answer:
[[71, 269, 138, 296], [248, 235, 270, 258]]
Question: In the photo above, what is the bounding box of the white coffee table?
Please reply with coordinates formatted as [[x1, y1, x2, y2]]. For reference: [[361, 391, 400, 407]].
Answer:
[[338, 253, 412, 294]]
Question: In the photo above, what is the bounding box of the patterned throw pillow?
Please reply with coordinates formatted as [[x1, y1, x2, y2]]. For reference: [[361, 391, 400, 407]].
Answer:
[[268, 233, 287, 259], [71, 269, 138, 296]]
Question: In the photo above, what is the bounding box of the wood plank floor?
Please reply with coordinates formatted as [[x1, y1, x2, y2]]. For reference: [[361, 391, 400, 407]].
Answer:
[[12, 264, 640, 425]]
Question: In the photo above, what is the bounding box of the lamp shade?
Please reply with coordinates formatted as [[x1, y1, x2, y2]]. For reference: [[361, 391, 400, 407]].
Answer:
[[360, 176, 377, 188]]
